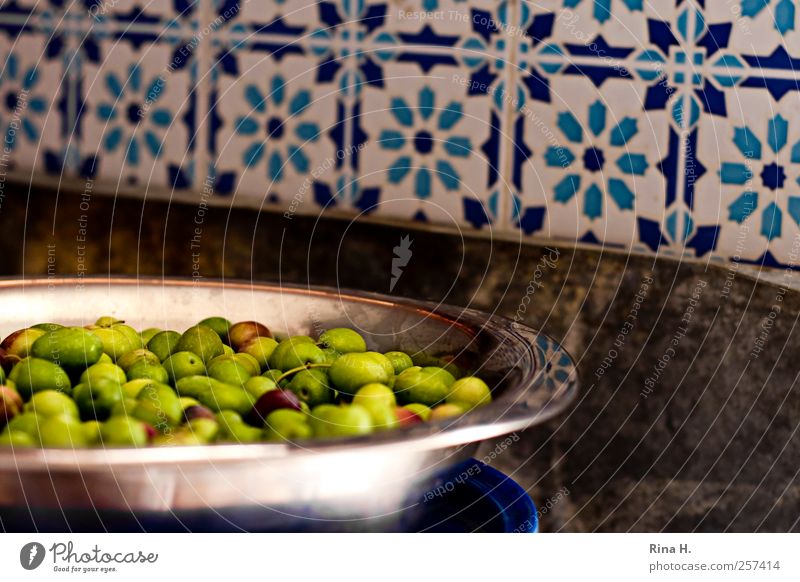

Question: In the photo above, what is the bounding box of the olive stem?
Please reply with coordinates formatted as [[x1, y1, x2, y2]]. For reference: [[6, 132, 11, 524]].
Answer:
[[275, 363, 331, 384]]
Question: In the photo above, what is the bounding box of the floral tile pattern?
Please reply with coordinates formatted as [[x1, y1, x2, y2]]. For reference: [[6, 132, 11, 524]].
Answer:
[[345, 0, 516, 228], [0, 30, 67, 175], [512, 75, 672, 250], [79, 39, 197, 187], [353, 65, 502, 226], [209, 49, 343, 211], [509, 0, 800, 264], [0, 0, 799, 265]]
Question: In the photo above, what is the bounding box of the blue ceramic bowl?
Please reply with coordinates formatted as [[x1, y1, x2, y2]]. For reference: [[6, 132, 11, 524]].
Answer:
[[0, 459, 537, 532], [411, 460, 538, 533]]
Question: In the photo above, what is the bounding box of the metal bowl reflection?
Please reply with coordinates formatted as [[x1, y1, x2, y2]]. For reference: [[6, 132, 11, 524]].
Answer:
[[0, 277, 577, 531]]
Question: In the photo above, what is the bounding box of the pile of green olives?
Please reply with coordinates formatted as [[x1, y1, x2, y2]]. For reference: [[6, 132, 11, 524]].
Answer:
[[0, 317, 492, 447]]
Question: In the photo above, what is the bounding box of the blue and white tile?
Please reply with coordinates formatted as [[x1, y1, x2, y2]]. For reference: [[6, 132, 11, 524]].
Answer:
[[208, 49, 345, 210], [356, 0, 511, 41], [537, 0, 684, 54], [349, 59, 505, 227], [0, 0, 66, 23], [344, 0, 516, 113], [77, 0, 199, 25], [0, 32, 68, 174], [208, 0, 343, 50], [79, 40, 197, 187], [511, 74, 674, 251], [705, 0, 800, 58], [690, 88, 800, 265]]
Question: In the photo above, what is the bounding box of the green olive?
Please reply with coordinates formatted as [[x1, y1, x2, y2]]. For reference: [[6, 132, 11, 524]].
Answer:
[[121, 378, 156, 399], [394, 366, 455, 406], [263, 409, 312, 441], [186, 417, 219, 442], [309, 404, 373, 438], [198, 317, 232, 344], [238, 337, 278, 371], [268, 337, 326, 371], [176, 376, 254, 415], [403, 403, 432, 421], [216, 410, 261, 443], [139, 328, 162, 345], [328, 352, 394, 396], [31, 327, 104, 370], [286, 368, 332, 407], [152, 431, 205, 446], [446, 376, 491, 409], [429, 403, 466, 421], [198, 382, 255, 415], [384, 351, 414, 375], [0, 386, 23, 426], [9, 357, 72, 399], [352, 384, 398, 430], [207, 358, 252, 387], [117, 348, 160, 372], [1, 328, 46, 358], [179, 396, 200, 410], [147, 330, 181, 362], [73, 380, 124, 421], [231, 353, 261, 376], [79, 362, 127, 387], [352, 383, 396, 408], [262, 369, 283, 383], [100, 417, 148, 446], [82, 420, 102, 445], [0, 430, 36, 447], [24, 390, 79, 419], [39, 416, 87, 447], [89, 326, 139, 361], [162, 351, 206, 384], [175, 325, 224, 364], [125, 362, 169, 384], [318, 328, 367, 354], [243, 376, 277, 399], [94, 316, 123, 328], [108, 397, 138, 418], [5, 412, 43, 441], [132, 383, 182, 429], [321, 347, 340, 365], [175, 375, 214, 400], [31, 323, 64, 332]]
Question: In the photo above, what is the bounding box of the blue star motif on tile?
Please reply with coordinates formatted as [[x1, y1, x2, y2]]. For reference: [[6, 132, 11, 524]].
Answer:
[[563, 0, 643, 24], [0, 54, 50, 151], [548, 100, 646, 219], [233, 75, 321, 183], [721, 114, 800, 241], [377, 87, 472, 199], [95, 64, 174, 167], [534, 334, 575, 394], [455, 2, 515, 108], [741, 0, 796, 35]]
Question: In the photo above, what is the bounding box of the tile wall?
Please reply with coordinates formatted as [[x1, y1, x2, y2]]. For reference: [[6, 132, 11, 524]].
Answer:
[[1, 0, 799, 266]]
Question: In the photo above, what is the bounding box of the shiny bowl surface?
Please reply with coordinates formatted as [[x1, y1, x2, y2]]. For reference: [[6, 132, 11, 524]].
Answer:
[[0, 277, 578, 530]]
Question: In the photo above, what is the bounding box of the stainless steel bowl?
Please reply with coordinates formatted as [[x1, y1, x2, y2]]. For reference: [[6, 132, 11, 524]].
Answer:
[[0, 277, 578, 531]]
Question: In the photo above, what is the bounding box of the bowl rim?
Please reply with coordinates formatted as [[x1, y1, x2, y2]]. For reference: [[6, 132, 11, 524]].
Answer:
[[0, 276, 579, 470]]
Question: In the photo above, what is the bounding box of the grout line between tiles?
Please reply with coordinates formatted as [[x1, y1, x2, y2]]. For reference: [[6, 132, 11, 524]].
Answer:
[[193, 0, 216, 193], [673, 1, 700, 257], [496, 0, 521, 234], [340, 3, 359, 211]]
